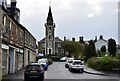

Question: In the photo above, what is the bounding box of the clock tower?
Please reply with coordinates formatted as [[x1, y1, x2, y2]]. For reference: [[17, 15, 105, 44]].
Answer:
[[45, 4, 55, 55]]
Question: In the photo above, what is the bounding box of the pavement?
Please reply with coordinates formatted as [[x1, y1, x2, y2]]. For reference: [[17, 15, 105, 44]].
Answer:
[[84, 66, 120, 77], [2, 68, 25, 79]]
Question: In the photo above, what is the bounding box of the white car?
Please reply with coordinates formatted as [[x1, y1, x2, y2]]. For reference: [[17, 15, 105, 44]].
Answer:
[[68, 60, 84, 73], [65, 58, 74, 68], [60, 57, 68, 62]]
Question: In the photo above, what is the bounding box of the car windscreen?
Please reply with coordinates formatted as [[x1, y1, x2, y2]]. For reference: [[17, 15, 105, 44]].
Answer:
[[73, 61, 83, 65], [68, 60, 73, 63], [27, 65, 41, 70], [38, 59, 46, 63]]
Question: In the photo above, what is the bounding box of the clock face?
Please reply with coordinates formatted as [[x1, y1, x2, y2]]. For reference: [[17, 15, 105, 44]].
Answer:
[[48, 30, 52, 35]]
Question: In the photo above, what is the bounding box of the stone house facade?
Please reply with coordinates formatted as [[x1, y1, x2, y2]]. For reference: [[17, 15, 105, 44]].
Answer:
[[0, 0, 37, 77]]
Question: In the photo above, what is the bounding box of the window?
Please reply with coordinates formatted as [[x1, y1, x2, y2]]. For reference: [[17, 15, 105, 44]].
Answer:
[[3, 15, 6, 26], [25, 32, 27, 44], [58, 43, 61, 47], [18, 53, 23, 69], [20, 31, 23, 44], [10, 21, 12, 36], [56, 49, 59, 53], [2, 49, 7, 67], [47, 35, 53, 41], [42, 44, 45, 48], [48, 42, 52, 47], [30, 38, 31, 45], [61, 49, 64, 53], [16, 27, 19, 43], [3, 16, 8, 34], [10, 21, 12, 30]]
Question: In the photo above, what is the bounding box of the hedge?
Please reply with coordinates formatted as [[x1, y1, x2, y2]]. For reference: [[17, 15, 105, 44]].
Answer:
[[87, 56, 120, 71]]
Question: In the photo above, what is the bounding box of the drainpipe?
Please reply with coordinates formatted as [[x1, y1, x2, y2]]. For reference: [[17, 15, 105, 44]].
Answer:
[[0, 5, 2, 80]]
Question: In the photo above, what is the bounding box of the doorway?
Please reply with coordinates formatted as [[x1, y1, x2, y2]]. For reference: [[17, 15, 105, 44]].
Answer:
[[49, 49, 51, 55], [8, 47, 15, 74]]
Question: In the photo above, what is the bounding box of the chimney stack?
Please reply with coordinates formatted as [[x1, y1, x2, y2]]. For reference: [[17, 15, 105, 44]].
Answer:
[[95, 36, 97, 42], [1, 0, 7, 9], [79, 36, 84, 43], [10, 0, 17, 18], [72, 37, 75, 42], [64, 36, 66, 41]]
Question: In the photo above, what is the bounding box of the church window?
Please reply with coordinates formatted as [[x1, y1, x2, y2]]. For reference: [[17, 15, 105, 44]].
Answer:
[[48, 42, 52, 47]]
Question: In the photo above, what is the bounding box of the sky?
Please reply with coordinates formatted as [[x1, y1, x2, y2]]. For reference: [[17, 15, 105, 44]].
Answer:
[[8, 0, 119, 43]]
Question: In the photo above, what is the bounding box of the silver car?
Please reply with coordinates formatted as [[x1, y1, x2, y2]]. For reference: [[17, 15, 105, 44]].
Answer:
[[65, 58, 74, 68], [69, 60, 84, 73]]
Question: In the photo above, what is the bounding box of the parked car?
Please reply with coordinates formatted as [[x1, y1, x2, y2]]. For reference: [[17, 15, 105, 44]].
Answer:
[[24, 63, 44, 81], [68, 60, 84, 73], [47, 58, 53, 65], [60, 57, 68, 62], [38, 59, 49, 71], [43, 58, 53, 65], [65, 58, 74, 68]]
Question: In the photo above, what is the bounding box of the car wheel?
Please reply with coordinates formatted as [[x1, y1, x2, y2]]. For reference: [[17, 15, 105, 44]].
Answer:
[[80, 69, 84, 73], [40, 75, 44, 80], [44, 67, 48, 71], [24, 76, 29, 81], [69, 68, 71, 71], [65, 65, 67, 68]]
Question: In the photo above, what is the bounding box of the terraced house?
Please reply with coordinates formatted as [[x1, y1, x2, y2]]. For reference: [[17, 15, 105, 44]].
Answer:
[[0, 0, 37, 77]]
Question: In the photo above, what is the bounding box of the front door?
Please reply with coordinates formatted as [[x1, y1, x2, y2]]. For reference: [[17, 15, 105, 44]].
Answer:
[[49, 49, 51, 55], [9, 47, 15, 73]]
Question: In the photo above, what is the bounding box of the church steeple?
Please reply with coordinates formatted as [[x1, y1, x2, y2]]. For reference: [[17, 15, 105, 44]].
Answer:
[[45, 1, 55, 55], [46, 2, 54, 25]]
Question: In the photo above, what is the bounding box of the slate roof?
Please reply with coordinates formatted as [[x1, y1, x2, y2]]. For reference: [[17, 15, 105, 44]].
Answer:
[[39, 37, 63, 43]]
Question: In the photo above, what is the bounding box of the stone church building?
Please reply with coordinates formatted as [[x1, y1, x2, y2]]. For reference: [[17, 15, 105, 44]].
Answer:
[[38, 5, 64, 56]]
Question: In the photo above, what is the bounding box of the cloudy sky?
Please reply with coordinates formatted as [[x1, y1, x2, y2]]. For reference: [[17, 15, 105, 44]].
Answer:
[[8, 0, 119, 43]]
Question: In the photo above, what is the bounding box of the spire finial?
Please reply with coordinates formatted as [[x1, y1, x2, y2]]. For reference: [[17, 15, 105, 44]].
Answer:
[[49, 0, 51, 7]]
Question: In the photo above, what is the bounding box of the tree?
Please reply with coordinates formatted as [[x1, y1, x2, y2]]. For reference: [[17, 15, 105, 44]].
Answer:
[[83, 40, 96, 61], [72, 37, 75, 41], [101, 45, 106, 52], [89, 40, 96, 57], [61, 40, 83, 58], [108, 38, 116, 56], [83, 44, 91, 61]]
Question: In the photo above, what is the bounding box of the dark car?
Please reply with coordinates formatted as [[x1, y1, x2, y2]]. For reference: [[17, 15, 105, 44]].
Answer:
[[24, 63, 44, 81]]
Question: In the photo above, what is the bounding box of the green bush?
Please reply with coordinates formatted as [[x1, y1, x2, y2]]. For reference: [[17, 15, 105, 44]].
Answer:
[[87, 56, 120, 71], [116, 53, 120, 59], [97, 56, 113, 71], [87, 57, 99, 69]]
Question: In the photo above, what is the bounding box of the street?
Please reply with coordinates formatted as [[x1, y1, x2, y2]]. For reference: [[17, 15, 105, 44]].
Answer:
[[2, 62, 119, 81]]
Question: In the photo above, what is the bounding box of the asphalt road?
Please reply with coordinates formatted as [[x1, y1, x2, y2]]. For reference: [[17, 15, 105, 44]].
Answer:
[[45, 62, 118, 79], [2, 62, 119, 81]]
